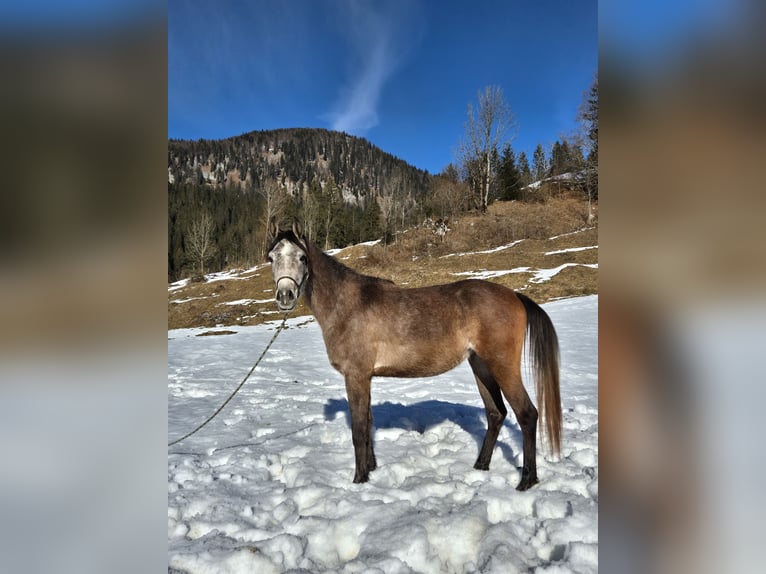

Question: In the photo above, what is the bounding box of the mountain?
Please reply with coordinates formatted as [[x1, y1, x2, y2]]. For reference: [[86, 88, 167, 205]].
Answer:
[[168, 128, 435, 282], [168, 128, 432, 205]]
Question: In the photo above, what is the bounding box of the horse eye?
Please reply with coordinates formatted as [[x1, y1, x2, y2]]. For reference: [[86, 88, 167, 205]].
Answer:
[[300, 255, 307, 264], [267, 255, 274, 263]]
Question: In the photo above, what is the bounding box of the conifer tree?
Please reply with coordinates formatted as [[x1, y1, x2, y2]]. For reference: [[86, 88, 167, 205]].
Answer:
[[360, 197, 382, 241], [517, 151, 532, 187], [496, 144, 522, 201], [579, 75, 598, 199], [532, 143, 548, 183]]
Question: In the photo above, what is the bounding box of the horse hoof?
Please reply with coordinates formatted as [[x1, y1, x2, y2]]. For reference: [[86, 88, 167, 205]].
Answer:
[[353, 473, 369, 484], [474, 461, 490, 471], [515, 474, 539, 491]]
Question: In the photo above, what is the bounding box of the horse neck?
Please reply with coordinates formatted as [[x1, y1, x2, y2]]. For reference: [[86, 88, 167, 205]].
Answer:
[[304, 241, 357, 325]]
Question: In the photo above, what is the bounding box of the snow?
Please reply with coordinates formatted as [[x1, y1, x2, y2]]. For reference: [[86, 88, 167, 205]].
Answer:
[[452, 267, 532, 280], [547, 228, 595, 241], [544, 246, 598, 256], [172, 296, 213, 304], [327, 239, 382, 256], [529, 263, 599, 284], [523, 173, 576, 191], [169, 266, 269, 293], [169, 278, 191, 292], [168, 296, 597, 573], [452, 263, 598, 284], [205, 266, 268, 282], [440, 240, 525, 258]]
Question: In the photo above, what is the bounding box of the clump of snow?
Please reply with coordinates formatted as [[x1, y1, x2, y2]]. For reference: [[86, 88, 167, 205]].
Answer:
[[545, 246, 598, 256], [529, 263, 598, 283], [452, 267, 531, 280], [440, 240, 525, 259], [220, 298, 274, 306], [523, 172, 577, 191], [326, 239, 381, 257], [171, 296, 211, 304], [547, 227, 595, 241], [168, 296, 597, 572], [169, 278, 191, 292], [452, 263, 598, 284], [168, 265, 269, 293]]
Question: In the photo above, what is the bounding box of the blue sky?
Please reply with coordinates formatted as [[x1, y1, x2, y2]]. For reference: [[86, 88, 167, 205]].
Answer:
[[169, 0, 597, 174]]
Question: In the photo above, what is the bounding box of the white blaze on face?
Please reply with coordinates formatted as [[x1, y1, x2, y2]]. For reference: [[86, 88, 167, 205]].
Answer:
[[268, 239, 308, 311]]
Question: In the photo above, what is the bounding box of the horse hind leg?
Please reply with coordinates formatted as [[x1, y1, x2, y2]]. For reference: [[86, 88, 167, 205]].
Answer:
[[468, 352, 507, 471], [366, 403, 377, 472], [496, 364, 539, 491], [472, 351, 539, 491]]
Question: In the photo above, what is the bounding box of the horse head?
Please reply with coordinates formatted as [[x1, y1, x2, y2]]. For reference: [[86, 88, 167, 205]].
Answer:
[[266, 220, 309, 312]]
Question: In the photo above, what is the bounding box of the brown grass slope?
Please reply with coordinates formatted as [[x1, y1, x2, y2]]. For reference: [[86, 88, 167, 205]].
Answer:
[[168, 197, 597, 330]]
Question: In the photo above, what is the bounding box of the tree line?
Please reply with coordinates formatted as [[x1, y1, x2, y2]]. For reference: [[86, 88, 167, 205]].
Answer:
[[452, 77, 598, 211], [169, 177, 397, 282]]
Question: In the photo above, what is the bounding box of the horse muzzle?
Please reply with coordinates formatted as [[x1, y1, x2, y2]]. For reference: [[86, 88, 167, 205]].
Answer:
[[275, 277, 300, 311]]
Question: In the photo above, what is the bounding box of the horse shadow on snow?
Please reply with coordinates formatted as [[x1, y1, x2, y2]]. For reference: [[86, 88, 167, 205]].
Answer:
[[324, 398, 524, 467]]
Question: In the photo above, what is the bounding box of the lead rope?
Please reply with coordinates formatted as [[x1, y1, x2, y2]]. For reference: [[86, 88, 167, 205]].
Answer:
[[168, 312, 291, 447]]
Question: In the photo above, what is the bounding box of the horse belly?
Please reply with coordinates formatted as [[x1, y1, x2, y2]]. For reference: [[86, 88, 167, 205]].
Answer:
[[373, 341, 468, 378]]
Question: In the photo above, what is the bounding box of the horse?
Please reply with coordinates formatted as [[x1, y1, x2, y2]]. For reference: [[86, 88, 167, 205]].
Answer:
[[266, 221, 561, 490]]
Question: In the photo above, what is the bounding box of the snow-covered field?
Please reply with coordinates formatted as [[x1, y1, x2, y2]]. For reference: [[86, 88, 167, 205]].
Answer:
[[168, 295, 598, 573]]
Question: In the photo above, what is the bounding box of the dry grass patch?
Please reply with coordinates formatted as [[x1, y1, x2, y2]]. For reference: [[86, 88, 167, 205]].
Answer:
[[169, 197, 598, 329]]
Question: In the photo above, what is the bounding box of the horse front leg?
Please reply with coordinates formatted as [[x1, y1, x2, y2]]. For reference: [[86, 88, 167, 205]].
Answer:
[[344, 374, 375, 483]]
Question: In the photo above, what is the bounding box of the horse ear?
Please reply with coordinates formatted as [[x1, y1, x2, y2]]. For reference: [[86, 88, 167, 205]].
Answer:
[[268, 217, 278, 240], [292, 220, 303, 239]]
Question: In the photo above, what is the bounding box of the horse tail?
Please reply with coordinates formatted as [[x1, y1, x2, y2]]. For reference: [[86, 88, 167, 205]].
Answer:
[[517, 293, 562, 456]]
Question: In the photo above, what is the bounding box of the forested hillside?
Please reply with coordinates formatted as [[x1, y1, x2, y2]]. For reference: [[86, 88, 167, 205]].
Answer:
[[168, 128, 431, 198], [168, 128, 432, 281]]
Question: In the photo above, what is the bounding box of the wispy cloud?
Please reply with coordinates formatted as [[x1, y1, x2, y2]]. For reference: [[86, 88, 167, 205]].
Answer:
[[327, 0, 422, 134], [329, 37, 393, 133]]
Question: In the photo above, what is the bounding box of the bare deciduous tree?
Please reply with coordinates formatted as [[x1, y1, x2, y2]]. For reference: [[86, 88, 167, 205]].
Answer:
[[457, 85, 516, 212], [186, 210, 217, 276], [302, 180, 322, 244], [258, 182, 289, 255], [428, 174, 470, 219], [322, 181, 339, 250], [380, 172, 404, 245]]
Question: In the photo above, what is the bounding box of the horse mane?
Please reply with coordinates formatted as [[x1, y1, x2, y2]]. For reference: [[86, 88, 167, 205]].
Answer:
[[305, 239, 393, 287], [267, 229, 304, 255]]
